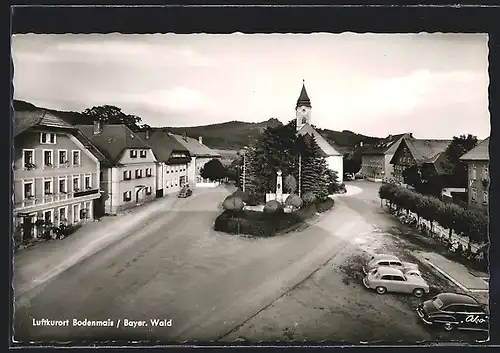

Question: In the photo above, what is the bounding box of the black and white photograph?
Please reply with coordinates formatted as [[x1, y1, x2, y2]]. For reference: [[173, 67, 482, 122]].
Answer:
[[11, 32, 490, 344]]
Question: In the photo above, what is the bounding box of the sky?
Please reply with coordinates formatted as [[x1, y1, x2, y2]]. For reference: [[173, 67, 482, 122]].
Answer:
[[11, 33, 490, 139]]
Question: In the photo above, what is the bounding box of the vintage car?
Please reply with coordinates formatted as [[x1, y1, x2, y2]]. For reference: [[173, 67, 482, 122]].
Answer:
[[417, 292, 489, 331], [363, 266, 430, 298], [177, 185, 193, 198], [363, 254, 419, 274]]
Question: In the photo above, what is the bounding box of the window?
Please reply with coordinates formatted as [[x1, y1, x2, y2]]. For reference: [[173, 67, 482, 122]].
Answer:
[[483, 167, 489, 179], [140, 150, 147, 158], [72, 150, 81, 166], [135, 169, 143, 178], [146, 168, 152, 177], [44, 179, 53, 195], [73, 175, 81, 192], [40, 132, 56, 144], [44, 210, 53, 225], [146, 186, 152, 195], [432, 298, 444, 309], [390, 261, 402, 267], [43, 150, 53, 167], [58, 150, 68, 166], [59, 207, 67, 223], [472, 165, 477, 180], [123, 170, 132, 180], [123, 191, 132, 202], [392, 275, 406, 281], [471, 188, 477, 202], [483, 191, 488, 204], [23, 149, 35, 169], [73, 204, 80, 223], [380, 275, 392, 280], [301, 117, 307, 124], [84, 174, 92, 189], [130, 150, 138, 158], [378, 261, 390, 266], [465, 305, 483, 313], [166, 166, 170, 174], [23, 181, 34, 199], [59, 177, 67, 194]]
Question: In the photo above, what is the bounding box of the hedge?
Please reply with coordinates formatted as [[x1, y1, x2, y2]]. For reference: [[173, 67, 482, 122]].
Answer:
[[378, 183, 488, 244], [214, 197, 335, 237]]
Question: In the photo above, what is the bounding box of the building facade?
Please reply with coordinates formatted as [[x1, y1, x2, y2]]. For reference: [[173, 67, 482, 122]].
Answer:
[[360, 133, 410, 182], [295, 82, 344, 183], [459, 137, 490, 211], [171, 134, 222, 186], [14, 111, 101, 242], [77, 123, 157, 215], [136, 129, 191, 197]]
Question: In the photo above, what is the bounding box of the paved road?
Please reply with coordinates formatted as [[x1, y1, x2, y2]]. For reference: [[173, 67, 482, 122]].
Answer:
[[13, 182, 488, 344]]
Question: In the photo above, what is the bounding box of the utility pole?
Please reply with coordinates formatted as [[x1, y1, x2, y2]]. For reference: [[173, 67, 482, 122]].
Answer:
[[242, 148, 247, 192], [298, 153, 302, 197]]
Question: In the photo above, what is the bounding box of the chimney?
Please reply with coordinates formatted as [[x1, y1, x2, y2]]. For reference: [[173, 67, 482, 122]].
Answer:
[[198, 136, 203, 145], [93, 120, 102, 135], [145, 129, 150, 139]]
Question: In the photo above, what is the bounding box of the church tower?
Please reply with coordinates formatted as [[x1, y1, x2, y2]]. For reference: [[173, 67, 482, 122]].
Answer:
[[296, 80, 312, 131]]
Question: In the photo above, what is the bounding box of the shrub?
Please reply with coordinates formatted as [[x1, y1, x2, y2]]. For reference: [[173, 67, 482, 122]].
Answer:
[[302, 191, 317, 206], [222, 195, 244, 212], [263, 200, 285, 214], [316, 197, 335, 213], [232, 189, 250, 203], [285, 194, 303, 209], [284, 174, 298, 194], [246, 193, 265, 206]]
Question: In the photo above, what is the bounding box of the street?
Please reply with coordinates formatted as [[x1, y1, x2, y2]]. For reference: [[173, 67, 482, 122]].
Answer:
[[13, 182, 488, 343]]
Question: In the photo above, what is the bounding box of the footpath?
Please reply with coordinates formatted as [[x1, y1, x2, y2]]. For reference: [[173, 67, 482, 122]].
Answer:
[[13, 188, 216, 297]]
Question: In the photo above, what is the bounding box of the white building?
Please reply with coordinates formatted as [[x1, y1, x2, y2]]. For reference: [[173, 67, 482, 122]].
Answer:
[[295, 82, 344, 183]]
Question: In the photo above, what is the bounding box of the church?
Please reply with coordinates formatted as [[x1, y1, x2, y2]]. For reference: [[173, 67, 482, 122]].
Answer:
[[295, 82, 344, 183]]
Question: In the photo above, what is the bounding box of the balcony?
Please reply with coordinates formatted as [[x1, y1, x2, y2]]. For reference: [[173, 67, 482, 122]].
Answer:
[[73, 188, 99, 198]]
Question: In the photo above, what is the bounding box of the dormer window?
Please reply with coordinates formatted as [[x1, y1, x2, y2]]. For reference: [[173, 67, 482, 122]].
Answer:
[[302, 117, 307, 124], [40, 132, 56, 144], [130, 150, 138, 158], [140, 150, 147, 158]]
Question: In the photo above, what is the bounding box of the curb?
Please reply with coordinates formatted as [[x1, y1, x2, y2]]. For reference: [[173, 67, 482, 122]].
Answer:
[[423, 259, 470, 292]]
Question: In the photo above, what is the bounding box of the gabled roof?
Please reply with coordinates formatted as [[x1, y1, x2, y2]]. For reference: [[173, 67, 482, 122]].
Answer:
[[296, 83, 311, 109], [362, 133, 411, 155], [390, 137, 452, 166], [77, 124, 152, 165], [459, 137, 490, 162], [14, 110, 75, 137], [135, 130, 191, 163], [297, 123, 342, 156], [171, 134, 221, 158]]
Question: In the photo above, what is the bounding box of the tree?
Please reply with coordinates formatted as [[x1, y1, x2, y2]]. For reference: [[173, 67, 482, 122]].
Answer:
[[402, 165, 422, 190], [200, 159, 227, 182], [284, 174, 297, 194], [343, 150, 362, 175], [441, 134, 478, 187], [82, 105, 143, 131], [299, 134, 329, 201], [403, 164, 444, 197]]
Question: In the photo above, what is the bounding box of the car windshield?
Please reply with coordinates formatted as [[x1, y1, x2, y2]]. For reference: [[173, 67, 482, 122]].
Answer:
[[433, 298, 444, 309]]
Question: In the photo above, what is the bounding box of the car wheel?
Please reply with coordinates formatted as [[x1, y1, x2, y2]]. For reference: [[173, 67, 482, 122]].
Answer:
[[444, 322, 454, 331], [413, 288, 424, 298], [376, 286, 387, 295]]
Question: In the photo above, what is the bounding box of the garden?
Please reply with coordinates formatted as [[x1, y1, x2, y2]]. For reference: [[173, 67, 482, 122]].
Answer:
[[378, 183, 489, 270]]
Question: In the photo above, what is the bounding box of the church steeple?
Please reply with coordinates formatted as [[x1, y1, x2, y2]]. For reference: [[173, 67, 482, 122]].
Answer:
[[296, 79, 311, 109]]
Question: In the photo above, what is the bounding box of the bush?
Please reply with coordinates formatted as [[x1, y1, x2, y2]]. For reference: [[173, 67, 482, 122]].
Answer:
[[285, 194, 303, 209], [246, 193, 265, 206], [284, 174, 298, 194], [232, 189, 250, 203], [302, 191, 317, 206], [222, 195, 244, 212], [316, 197, 335, 213], [263, 200, 285, 214]]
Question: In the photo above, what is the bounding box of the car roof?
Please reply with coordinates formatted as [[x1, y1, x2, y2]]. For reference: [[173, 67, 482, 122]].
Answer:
[[436, 292, 480, 306], [374, 266, 405, 276], [371, 254, 399, 261]]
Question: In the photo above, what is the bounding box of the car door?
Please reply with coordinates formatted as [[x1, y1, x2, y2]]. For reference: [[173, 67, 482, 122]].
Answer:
[[380, 275, 394, 291], [438, 304, 460, 325], [390, 274, 408, 293]]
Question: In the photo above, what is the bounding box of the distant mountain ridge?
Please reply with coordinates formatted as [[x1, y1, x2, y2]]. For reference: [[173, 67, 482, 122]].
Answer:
[[13, 99, 384, 152]]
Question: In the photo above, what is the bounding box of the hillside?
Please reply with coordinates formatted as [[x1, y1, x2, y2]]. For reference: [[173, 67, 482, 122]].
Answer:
[[13, 99, 383, 152]]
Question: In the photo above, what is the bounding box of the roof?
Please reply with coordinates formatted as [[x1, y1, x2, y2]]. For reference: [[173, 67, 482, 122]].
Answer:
[[297, 123, 342, 156], [77, 124, 152, 165], [171, 134, 221, 158], [296, 82, 311, 108], [362, 133, 410, 155], [370, 254, 399, 262], [373, 266, 405, 276], [390, 137, 452, 166], [72, 130, 110, 165], [14, 109, 75, 137], [135, 130, 191, 163], [436, 292, 479, 306], [459, 137, 490, 162]]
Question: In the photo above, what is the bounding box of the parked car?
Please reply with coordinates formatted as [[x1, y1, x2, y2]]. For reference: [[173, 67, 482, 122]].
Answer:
[[344, 173, 355, 181], [178, 185, 193, 198], [416, 292, 489, 331], [363, 254, 419, 274], [363, 266, 430, 297]]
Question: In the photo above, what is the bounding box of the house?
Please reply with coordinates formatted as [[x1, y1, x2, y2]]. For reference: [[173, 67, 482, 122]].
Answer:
[[294, 82, 344, 183], [135, 129, 191, 197], [360, 133, 412, 182], [13, 110, 101, 243], [459, 137, 490, 211], [389, 136, 452, 184], [77, 122, 157, 215], [171, 134, 221, 186]]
